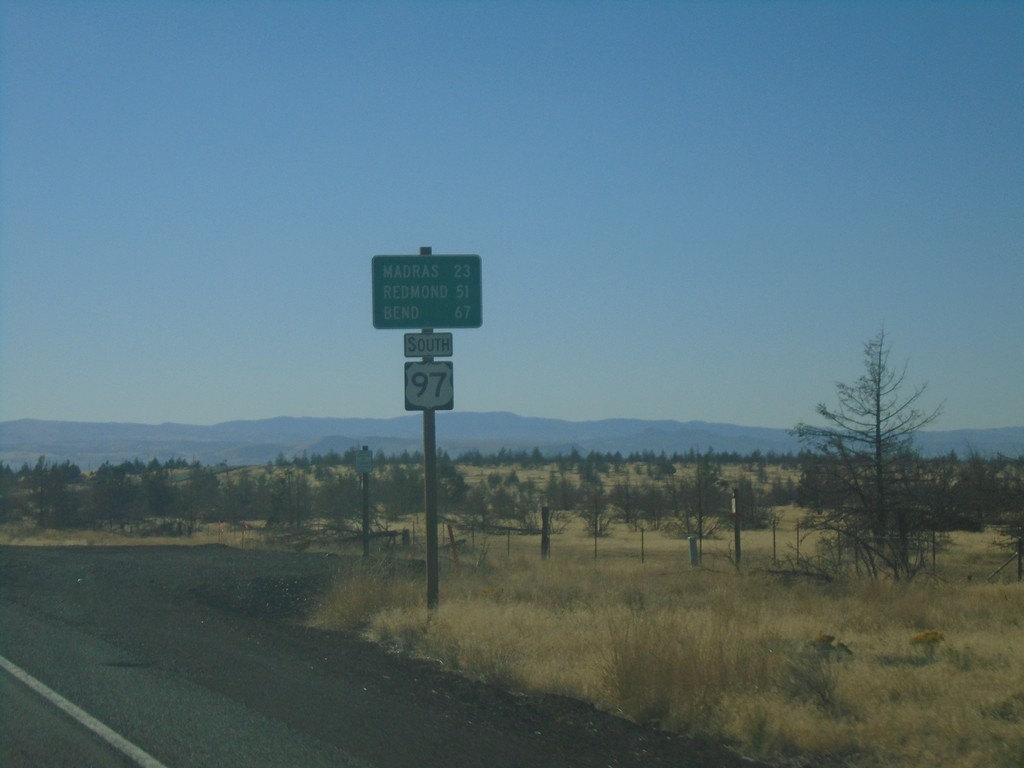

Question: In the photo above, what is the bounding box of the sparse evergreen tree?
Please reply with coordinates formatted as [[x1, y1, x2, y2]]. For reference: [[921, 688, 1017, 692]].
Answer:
[[793, 329, 941, 579], [183, 463, 219, 533]]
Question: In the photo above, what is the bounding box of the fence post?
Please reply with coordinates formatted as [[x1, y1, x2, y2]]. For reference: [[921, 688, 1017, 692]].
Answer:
[[688, 535, 699, 567], [732, 488, 741, 567], [541, 506, 551, 560], [361, 459, 371, 558], [447, 524, 459, 571]]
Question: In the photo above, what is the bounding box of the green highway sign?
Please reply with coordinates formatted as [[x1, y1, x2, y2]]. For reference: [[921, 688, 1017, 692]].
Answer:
[[372, 254, 482, 329]]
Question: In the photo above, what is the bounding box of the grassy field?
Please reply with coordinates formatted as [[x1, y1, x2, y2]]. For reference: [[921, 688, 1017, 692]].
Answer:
[[309, 511, 1024, 768], [4, 470, 1022, 767], [0, 520, 254, 548]]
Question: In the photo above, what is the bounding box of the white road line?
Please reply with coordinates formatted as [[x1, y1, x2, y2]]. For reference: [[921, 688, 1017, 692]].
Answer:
[[0, 653, 170, 768]]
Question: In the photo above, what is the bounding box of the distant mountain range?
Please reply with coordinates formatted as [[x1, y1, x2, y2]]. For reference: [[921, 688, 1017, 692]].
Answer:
[[1, 413, 1022, 468]]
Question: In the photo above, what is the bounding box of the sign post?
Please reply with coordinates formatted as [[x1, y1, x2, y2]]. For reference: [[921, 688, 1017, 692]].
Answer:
[[422, 363, 439, 610], [372, 246, 481, 611]]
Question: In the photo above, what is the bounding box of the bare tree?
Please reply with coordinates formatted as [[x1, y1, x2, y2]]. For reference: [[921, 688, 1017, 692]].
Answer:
[[609, 474, 641, 531], [579, 480, 612, 538], [794, 329, 941, 579]]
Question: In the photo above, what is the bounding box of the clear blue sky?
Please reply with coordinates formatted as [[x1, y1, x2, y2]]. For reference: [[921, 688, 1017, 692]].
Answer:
[[2, 1, 1021, 430]]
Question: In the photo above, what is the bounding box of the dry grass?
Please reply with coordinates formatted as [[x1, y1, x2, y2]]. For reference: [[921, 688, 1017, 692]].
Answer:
[[308, 559, 422, 630], [314, 522, 1024, 768], [7, 504, 1021, 767], [0, 520, 259, 548]]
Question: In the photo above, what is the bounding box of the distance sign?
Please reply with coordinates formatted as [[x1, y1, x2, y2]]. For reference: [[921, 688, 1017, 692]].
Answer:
[[372, 255, 481, 329]]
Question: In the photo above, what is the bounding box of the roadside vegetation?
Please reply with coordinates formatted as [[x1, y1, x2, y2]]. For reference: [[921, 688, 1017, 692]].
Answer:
[[2, 447, 1021, 767], [2, 331, 1022, 766], [336, 527, 1023, 768]]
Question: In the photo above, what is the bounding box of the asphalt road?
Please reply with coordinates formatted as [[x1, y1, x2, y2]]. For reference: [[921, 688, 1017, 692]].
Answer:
[[0, 584, 366, 767], [0, 661, 142, 768], [0, 545, 760, 768]]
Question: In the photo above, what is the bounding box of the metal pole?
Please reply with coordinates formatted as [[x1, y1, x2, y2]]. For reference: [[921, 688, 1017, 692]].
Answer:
[[419, 247, 440, 610], [424, 405, 439, 609]]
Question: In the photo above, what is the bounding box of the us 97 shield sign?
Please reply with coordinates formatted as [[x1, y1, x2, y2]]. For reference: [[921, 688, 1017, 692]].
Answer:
[[404, 361, 454, 411]]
